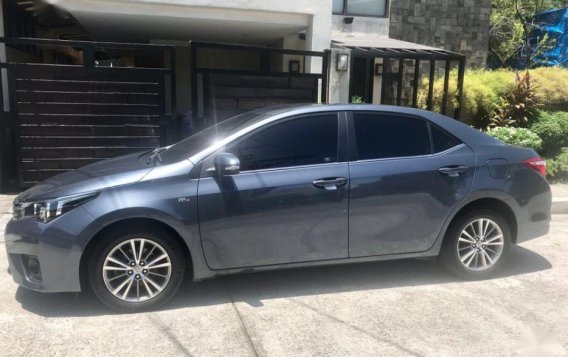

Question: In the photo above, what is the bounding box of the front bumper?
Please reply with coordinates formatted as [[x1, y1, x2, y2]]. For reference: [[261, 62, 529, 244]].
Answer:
[[4, 206, 93, 293]]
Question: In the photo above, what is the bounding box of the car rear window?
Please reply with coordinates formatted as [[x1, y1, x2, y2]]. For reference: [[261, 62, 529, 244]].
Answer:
[[430, 124, 462, 153], [353, 113, 431, 160]]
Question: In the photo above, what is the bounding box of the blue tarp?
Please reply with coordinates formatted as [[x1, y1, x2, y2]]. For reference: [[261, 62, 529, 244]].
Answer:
[[530, 7, 568, 67]]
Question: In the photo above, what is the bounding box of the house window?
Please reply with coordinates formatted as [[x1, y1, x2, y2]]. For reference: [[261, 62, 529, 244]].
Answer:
[[333, 0, 388, 17]]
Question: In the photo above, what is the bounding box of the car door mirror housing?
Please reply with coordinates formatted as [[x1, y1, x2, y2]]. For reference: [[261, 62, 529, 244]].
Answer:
[[209, 153, 241, 176]]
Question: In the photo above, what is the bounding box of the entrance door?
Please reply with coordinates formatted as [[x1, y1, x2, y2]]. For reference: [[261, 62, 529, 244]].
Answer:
[[349, 56, 374, 103], [197, 112, 349, 269]]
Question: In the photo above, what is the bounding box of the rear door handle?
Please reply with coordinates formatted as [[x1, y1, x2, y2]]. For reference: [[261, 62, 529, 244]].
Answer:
[[313, 177, 348, 190], [438, 165, 469, 177]]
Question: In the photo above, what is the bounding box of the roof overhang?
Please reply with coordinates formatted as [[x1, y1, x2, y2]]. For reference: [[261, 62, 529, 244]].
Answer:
[[332, 32, 465, 61]]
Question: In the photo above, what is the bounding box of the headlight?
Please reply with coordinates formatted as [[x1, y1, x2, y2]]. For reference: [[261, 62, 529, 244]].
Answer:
[[13, 192, 98, 223]]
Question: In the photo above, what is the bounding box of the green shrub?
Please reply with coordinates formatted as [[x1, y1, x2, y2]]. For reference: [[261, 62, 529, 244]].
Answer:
[[531, 67, 568, 108], [490, 72, 540, 128], [418, 67, 568, 128], [530, 111, 568, 156], [546, 148, 568, 178], [485, 127, 542, 151]]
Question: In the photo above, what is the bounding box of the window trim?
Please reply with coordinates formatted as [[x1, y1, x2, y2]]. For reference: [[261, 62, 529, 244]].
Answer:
[[347, 111, 435, 161], [333, 0, 390, 18], [200, 111, 346, 176]]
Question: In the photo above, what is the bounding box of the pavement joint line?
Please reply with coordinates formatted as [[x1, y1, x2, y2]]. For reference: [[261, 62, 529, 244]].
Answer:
[[146, 314, 193, 357], [224, 282, 262, 357], [289, 298, 424, 357]]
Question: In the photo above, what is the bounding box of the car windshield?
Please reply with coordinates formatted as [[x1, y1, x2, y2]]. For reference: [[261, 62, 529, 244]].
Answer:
[[158, 110, 272, 164]]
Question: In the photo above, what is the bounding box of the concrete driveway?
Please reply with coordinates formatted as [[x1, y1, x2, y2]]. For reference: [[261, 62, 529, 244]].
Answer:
[[0, 195, 566, 356]]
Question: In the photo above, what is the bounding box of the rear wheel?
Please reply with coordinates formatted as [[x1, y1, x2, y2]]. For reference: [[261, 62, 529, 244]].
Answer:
[[88, 226, 186, 312], [440, 210, 511, 279]]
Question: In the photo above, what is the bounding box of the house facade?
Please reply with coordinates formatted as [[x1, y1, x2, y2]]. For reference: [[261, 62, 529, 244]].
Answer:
[[0, 0, 491, 190]]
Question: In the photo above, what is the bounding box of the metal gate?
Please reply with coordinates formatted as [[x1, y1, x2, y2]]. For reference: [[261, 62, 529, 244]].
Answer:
[[0, 37, 176, 189], [190, 42, 329, 129]]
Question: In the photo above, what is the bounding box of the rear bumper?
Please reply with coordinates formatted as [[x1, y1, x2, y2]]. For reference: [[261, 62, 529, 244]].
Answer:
[[4, 207, 91, 293], [512, 179, 552, 244]]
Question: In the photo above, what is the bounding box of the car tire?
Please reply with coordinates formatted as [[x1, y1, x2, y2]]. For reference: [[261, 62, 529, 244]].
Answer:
[[440, 209, 511, 280], [88, 225, 186, 312]]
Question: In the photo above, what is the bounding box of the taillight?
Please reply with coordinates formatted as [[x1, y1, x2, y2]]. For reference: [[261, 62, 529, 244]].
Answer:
[[522, 157, 547, 177]]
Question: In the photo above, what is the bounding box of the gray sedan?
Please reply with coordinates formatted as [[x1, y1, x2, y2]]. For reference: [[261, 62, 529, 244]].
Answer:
[[5, 104, 551, 311]]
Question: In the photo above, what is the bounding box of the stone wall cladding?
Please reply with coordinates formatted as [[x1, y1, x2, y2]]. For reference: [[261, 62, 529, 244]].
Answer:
[[389, 0, 491, 68]]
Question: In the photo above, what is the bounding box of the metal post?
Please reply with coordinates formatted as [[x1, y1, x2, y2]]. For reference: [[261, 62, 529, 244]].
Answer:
[[321, 50, 330, 103], [380, 58, 389, 104], [396, 58, 403, 106], [364, 56, 371, 103], [169, 47, 177, 115], [6, 67, 21, 187], [412, 59, 420, 108], [441, 60, 451, 115], [455, 58, 466, 120], [427, 60, 435, 111], [190, 43, 199, 130]]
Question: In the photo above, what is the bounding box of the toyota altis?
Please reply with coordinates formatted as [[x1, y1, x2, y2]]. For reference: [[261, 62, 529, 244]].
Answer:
[[5, 104, 551, 311]]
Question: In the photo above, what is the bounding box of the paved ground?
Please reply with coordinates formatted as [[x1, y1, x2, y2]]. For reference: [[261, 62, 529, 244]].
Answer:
[[0, 193, 567, 357], [551, 183, 568, 198]]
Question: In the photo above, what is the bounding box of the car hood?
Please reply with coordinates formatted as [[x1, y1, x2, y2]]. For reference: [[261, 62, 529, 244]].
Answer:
[[17, 151, 153, 201]]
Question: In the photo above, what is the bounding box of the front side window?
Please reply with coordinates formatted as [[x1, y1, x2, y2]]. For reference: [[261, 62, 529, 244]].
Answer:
[[228, 114, 338, 171], [353, 113, 431, 160], [333, 0, 388, 17]]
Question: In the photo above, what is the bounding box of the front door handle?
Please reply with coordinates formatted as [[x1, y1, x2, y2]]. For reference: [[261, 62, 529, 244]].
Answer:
[[438, 165, 469, 177], [313, 177, 348, 190]]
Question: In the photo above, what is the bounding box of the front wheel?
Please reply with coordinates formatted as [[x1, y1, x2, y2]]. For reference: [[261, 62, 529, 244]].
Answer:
[[440, 210, 511, 280], [88, 226, 186, 312]]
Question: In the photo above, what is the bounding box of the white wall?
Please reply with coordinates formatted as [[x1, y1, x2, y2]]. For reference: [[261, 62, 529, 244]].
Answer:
[[329, 48, 351, 103], [50, 0, 332, 64]]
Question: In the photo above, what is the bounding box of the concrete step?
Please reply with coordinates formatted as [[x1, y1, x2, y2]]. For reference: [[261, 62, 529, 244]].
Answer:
[[552, 198, 568, 215]]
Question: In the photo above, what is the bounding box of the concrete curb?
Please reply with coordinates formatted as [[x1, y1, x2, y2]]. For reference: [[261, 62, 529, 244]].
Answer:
[[552, 198, 568, 215]]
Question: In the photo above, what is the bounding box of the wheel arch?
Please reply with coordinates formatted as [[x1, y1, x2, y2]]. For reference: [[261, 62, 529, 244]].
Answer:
[[79, 217, 193, 291], [444, 197, 518, 245]]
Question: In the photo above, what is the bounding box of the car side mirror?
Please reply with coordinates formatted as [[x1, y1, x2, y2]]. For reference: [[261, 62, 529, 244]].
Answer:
[[209, 153, 241, 177]]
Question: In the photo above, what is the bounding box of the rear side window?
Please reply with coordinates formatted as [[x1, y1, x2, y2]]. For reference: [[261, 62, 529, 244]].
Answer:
[[228, 114, 338, 171], [353, 113, 431, 160], [430, 124, 462, 153]]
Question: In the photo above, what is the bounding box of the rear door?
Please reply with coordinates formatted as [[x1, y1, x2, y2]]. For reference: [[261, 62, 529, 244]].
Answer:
[[197, 112, 350, 269], [347, 111, 475, 257]]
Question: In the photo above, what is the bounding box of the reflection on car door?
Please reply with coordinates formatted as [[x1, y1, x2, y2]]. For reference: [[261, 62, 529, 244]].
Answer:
[[348, 112, 475, 257], [197, 113, 349, 269]]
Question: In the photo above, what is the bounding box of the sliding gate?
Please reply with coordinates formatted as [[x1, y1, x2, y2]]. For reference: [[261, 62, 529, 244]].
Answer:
[[0, 37, 176, 189]]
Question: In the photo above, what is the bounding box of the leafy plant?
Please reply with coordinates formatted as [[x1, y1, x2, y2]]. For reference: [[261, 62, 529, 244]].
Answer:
[[351, 95, 364, 104], [546, 148, 568, 178], [489, 0, 563, 68], [485, 126, 542, 150], [530, 110, 568, 156], [489, 72, 540, 127]]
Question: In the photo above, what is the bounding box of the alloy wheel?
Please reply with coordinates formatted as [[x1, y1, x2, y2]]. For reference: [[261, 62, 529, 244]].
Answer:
[[457, 218, 504, 272], [102, 238, 172, 302]]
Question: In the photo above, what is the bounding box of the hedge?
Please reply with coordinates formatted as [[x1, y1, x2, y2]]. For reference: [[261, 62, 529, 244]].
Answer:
[[417, 67, 568, 128]]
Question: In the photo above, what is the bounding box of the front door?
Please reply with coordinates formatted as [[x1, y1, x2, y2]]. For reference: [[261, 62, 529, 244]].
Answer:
[[348, 112, 476, 257], [197, 113, 349, 269]]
